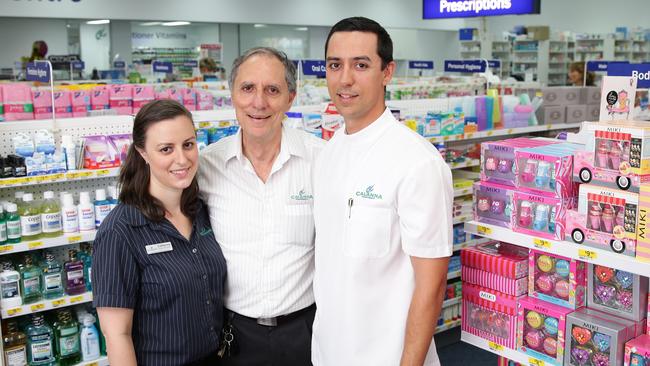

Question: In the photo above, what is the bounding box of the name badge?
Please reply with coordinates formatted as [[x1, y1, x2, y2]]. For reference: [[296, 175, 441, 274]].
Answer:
[[146, 242, 173, 255]]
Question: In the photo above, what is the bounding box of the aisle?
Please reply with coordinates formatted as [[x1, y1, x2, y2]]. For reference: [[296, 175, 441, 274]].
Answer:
[[435, 327, 497, 365]]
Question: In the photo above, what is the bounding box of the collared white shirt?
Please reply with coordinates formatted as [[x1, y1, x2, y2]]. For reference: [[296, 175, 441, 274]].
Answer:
[[198, 125, 324, 318], [312, 108, 453, 366]]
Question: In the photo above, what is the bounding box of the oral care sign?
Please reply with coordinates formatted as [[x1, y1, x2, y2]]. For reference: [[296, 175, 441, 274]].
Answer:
[[608, 63, 650, 88], [152, 61, 173, 73], [408, 61, 434, 70], [301, 60, 326, 77], [424, 0, 541, 19]]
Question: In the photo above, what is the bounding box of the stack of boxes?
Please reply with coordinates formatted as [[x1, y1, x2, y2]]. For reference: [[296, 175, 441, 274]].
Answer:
[[533, 86, 601, 124]]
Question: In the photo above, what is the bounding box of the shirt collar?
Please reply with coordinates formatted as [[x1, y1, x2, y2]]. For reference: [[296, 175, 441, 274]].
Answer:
[[123, 200, 205, 228], [340, 107, 393, 142], [223, 123, 308, 165]]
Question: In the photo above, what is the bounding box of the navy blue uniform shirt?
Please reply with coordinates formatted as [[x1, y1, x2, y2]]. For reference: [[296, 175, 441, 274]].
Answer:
[[92, 200, 226, 366]]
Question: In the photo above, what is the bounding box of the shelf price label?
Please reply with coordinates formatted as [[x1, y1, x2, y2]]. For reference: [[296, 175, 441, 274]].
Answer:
[[465, 133, 474, 139], [578, 249, 598, 261], [476, 225, 492, 236], [68, 235, 83, 244], [77, 171, 93, 178], [86, 362, 99, 366], [533, 238, 551, 249], [28, 241, 44, 249], [52, 299, 66, 307], [488, 341, 504, 352], [30, 303, 45, 312], [95, 169, 110, 177], [70, 296, 84, 304], [66, 172, 80, 179], [49, 173, 65, 181], [529, 358, 545, 366], [198, 121, 211, 128], [0, 245, 14, 253], [7, 308, 22, 316]]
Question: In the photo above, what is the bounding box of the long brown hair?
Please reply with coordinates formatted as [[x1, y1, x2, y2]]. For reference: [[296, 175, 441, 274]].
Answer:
[[118, 99, 199, 222]]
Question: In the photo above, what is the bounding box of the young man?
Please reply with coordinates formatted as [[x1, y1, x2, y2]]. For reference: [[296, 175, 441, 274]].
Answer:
[[312, 17, 453, 366], [198, 47, 323, 365]]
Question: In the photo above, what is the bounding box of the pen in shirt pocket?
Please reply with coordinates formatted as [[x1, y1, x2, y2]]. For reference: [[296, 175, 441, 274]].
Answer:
[[348, 198, 354, 218]]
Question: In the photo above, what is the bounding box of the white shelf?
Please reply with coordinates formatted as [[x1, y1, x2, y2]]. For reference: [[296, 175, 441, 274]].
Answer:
[[0, 231, 96, 255], [448, 159, 480, 170], [428, 123, 581, 144], [453, 237, 490, 252], [453, 214, 472, 225], [2, 292, 93, 319], [461, 332, 530, 364], [0, 168, 120, 188], [464, 221, 650, 278], [447, 270, 461, 280], [76, 356, 109, 366], [453, 186, 473, 198], [442, 297, 461, 308], [436, 319, 461, 334]]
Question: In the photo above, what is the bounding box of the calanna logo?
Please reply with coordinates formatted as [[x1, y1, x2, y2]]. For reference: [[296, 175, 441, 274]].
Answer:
[[291, 190, 313, 201], [356, 185, 383, 200]]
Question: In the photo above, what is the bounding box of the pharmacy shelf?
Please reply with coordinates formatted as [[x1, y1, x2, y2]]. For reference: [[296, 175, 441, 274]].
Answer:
[[461, 332, 529, 364], [447, 270, 461, 280], [436, 319, 462, 334], [448, 159, 480, 170], [0, 231, 96, 255], [0, 168, 120, 188], [76, 357, 109, 366], [2, 291, 92, 319], [442, 296, 461, 308], [453, 186, 473, 197], [428, 123, 581, 144], [453, 237, 490, 252], [464, 220, 650, 278], [452, 214, 472, 225]]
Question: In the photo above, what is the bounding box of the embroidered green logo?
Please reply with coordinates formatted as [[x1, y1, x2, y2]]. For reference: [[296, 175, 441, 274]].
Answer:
[[356, 185, 383, 200], [199, 227, 213, 236], [291, 190, 313, 201]]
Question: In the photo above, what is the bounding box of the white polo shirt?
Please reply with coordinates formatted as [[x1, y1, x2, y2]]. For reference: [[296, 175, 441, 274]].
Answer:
[[312, 108, 453, 366], [198, 125, 324, 318]]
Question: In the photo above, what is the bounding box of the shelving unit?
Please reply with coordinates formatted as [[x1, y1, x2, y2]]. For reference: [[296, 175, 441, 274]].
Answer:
[[459, 40, 482, 59], [631, 39, 650, 63], [0, 231, 96, 255], [548, 40, 572, 86], [511, 40, 549, 84], [452, 237, 490, 252], [614, 39, 633, 61], [132, 47, 200, 78], [428, 123, 582, 144], [491, 41, 512, 79], [574, 35, 614, 62], [2, 292, 93, 319], [436, 319, 462, 335], [447, 270, 461, 280]]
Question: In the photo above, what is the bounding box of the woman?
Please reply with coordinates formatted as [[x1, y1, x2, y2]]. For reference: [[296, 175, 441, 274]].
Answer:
[[92, 99, 226, 366], [568, 61, 595, 86]]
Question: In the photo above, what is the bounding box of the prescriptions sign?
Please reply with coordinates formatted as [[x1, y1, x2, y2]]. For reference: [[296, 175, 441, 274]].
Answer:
[[423, 0, 541, 19]]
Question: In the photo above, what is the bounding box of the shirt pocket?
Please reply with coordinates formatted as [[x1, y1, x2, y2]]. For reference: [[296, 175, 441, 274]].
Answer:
[[344, 201, 393, 259], [281, 200, 315, 246]]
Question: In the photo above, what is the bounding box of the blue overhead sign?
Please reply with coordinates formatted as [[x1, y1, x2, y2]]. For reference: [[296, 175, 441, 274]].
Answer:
[[25, 62, 51, 82], [424, 0, 541, 19], [71, 61, 85, 71], [488, 60, 501, 69], [444, 59, 486, 73], [183, 60, 199, 68], [152, 61, 173, 73], [587, 60, 627, 72], [408, 61, 434, 70], [301, 60, 326, 77], [113, 60, 126, 69], [608, 63, 650, 88]]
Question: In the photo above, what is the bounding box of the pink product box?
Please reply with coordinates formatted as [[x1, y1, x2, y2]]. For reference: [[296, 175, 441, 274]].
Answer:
[[91, 86, 109, 111], [462, 266, 527, 296], [461, 241, 529, 279], [2, 83, 34, 121], [168, 88, 183, 104], [588, 264, 648, 322], [474, 181, 515, 228], [565, 307, 639, 366], [32, 89, 53, 120], [515, 142, 582, 203], [625, 334, 650, 366], [517, 296, 572, 366], [462, 282, 524, 349], [528, 249, 586, 309], [481, 137, 558, 187], [513, 191, 565, 241], [71, 90, 90, 117], [181, 88, 197, 111], [109, 84, 133, 115], [196, 90, 214, 110], [53, 91, 72, 118], [133, 85, 155, 114]]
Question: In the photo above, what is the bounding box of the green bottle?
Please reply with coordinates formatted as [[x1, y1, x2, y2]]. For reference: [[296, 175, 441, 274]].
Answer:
[[5, 203, 21, 244], [40, 191, 62, 238], [53, 309, 81, 365], [19, 193, 41, 242], [0, 205, 7, 245], [19, 255, 42, 304], [41, 253, 63, 299], [26, 314, 56, 366]]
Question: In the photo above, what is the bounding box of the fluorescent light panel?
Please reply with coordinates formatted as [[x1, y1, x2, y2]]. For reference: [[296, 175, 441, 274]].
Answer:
[[295, 27, 308, 31], [254, 24, 266, 28], [86, 19, 110, 25], [162, 21, 191, 26], [140, 22, 162, 26]]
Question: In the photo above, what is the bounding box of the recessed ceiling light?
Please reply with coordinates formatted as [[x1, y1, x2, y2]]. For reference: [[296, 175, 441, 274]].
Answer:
[[140, 22, 162, 26], [86, 19, 110, 25], [162, 21, 191, 26], [254, 24, 267, 28], [295, 27, 308, 31]]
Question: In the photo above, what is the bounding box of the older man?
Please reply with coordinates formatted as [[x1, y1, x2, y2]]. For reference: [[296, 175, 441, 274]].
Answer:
[[198, 47, 323, 365]]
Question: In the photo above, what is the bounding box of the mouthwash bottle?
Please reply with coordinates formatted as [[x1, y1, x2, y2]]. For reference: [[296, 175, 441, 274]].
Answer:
[[107, 185, 119, 210], [78, 244, 93, 292], [26, 314, 56, 366], [40, 191, 62, 238], [53, 309, 81, 365], [41, 253, 63, 299], [79, 314, 100, 361], [19, 193, 41, 241], [0, 262, 22, 310], [19, 255, 42, 304], [94, 189, 111, 229], [64, 250, 85, 295], [5, 203, 21, 244], [3, 320, 27, 366], [0, 205, 6, 245]]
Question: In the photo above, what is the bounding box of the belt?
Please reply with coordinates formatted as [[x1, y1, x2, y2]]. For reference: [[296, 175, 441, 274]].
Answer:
[[227, 303, 315, 327]]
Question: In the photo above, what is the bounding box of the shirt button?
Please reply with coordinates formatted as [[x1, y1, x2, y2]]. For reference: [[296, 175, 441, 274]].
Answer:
[[206, 300, 211, 305], [202, 274, 207, 280], [192, 248, 197, 254]]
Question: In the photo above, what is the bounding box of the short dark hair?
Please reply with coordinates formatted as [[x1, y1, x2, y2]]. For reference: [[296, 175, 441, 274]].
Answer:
[[325, 17, 393, 70], [119, 99, 199, 222]]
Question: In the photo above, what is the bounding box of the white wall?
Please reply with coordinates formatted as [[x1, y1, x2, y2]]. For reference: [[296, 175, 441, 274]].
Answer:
[[0, 0, 464, 31], [0, 17, 68, 68], [388, 28, 459, 74], [131, 23, 219, 49], [240, 24, 309, 60], [466, 0, 650, 35], [80, 23, 111, 72]]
